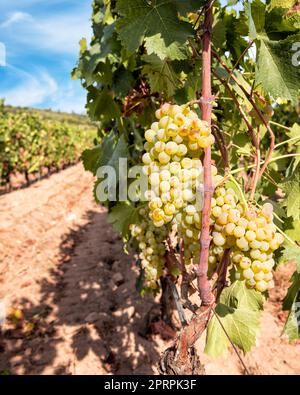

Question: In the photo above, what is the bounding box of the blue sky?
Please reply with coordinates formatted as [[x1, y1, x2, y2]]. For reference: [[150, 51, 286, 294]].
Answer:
[[0, 0, 92, 113]]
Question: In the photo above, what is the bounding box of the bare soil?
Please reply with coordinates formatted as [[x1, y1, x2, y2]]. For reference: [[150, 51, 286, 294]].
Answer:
[[0, 163, 299, 375]]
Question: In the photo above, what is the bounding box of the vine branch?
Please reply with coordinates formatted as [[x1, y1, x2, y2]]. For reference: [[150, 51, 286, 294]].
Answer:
[[212, 69, 261, 200], [196, 0, 214, 306], [212, 51, 275, 180]]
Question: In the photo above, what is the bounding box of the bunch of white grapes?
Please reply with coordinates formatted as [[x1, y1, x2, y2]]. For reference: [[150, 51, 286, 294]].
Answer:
[[129, 207, 168, 288], [135, 102, 285, 294], [209, 195, 284, 292], [208, 185, 241, 273], [176, 184, 239, 267], [231, 203, 284, 292], [142, 102, 215, 227]]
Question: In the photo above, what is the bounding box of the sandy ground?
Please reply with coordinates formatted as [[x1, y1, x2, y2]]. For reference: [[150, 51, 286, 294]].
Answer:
[[0, 163, 299, 375]]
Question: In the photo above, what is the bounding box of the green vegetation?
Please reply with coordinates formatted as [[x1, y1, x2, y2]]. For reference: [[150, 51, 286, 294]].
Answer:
[[0, 103, 98, 186], [74, 0, 300, 364]]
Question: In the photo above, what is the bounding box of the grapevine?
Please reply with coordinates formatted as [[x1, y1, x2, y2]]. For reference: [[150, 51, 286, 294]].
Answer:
[[76, 0, 300, 375], [0, 104, 97, 189]]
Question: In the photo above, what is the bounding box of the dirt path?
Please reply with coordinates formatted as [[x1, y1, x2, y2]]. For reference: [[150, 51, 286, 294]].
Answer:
[[0, 164, 299, 375]]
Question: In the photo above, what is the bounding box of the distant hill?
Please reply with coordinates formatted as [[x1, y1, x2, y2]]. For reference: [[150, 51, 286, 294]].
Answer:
[[3, 105, 96, 128]]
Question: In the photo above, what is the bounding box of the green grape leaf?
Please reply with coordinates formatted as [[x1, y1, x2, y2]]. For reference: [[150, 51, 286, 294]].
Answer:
[[280, 244, 300, 272], [107, 202, 139, 239], [283, 272, 300, 310], [142, 54, 180, 97], [287, 123, 300, 141], [205, 282, 263, 357], [280, 171, 300, 221], [82, 132, 128, 177], [213, 16, 227, 50], [282, 272, 300, 341], [266, 0, 300, 33], [221, 280, 264, 311], [247, 0, 266, 40], [174, 0, 207, 14], [286, 124, 300, 173], [82, 145, 102, 175], [98, 132, 128, 178], [285, 220, 300, 243], [116, 0, 193, 57], [247, 0, 300, 102], [113, 67, 135, 97], [255, 33, 300, 103], [144, 34, 187, 60], [87, 88, 121, 122]]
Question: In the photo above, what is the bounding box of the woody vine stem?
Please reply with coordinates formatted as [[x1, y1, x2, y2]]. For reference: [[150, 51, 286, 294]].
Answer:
[[197, 0, 214, 306]]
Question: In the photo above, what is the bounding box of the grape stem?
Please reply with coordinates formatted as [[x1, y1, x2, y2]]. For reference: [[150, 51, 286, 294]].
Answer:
[[196, 0, 214, 306], [230, 153, 300, 175]]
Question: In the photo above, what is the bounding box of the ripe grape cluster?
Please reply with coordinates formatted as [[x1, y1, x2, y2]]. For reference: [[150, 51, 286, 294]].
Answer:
[[129, 207, 168, 288], [131, 103, 284, 293], [231, 203, 284, 292], [209, 196, 284, 292], [142, 103, 215, 227], [177, 184, 240, 268]]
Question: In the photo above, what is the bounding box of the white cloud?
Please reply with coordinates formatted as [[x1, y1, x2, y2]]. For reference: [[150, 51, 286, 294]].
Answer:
[[1, 11, 32, 28], [49, 81, 87, 114], [1, 8, 92, 56], [2, 66, 58, 107], [1, 65, 86, 113]]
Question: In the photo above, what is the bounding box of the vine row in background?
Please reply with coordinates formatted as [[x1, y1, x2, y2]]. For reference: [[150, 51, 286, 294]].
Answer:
[[0, 106, 98, 188]]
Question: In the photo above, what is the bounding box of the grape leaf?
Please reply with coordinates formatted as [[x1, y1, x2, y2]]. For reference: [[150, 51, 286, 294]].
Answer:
[[213, 16, 227, 50], [286, 123, 300, 173], [266, 0, 300, 33], [247, 0, 266, 40], [205, 282, 263, 357], [87, 88, 121, 122], [280, 171, 300, 221], [82, 145, 102, 175], [255, 33, 300, 103], [282, 272, 300, 341], [285, 220, 300, 243], [116, 0, 193, 57], [142, 54, 180, 97], [173, 0, 207, 14], [247, 0, 300, 102], [280, 244, 300, 272], [221, 280, 264, 311], [82, 132, 128, 177], [107, 202, 139, 240], [287, 123, 300, 141], [144, 34, 187, 60], [113, 67, 135, 96]]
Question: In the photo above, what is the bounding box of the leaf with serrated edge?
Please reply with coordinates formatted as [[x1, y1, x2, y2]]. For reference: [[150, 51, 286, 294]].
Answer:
[[281, 245, 300, 272], [280, 171, 300, 221], [142, 54, 180, 97], [116, 0, 192, 58], [107, 202, 139, 240], [144, 34, 187, 60], [205, 282, 263, 357], [282, 272, 300, 341], [256, 33, 300, 102]]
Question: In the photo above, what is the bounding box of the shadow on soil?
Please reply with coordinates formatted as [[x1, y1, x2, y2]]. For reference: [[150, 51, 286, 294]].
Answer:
[[0, 210, 162, 374]]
